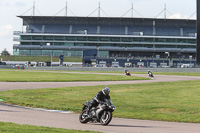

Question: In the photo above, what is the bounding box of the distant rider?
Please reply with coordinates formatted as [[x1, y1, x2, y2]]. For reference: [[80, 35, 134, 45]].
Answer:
[[87, 87, 110, 116], [147, 70, 154, 77], [125, 69, 131, 76]]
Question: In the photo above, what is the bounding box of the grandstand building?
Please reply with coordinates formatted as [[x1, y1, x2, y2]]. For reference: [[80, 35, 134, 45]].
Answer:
[[13, 16, 196, 67]]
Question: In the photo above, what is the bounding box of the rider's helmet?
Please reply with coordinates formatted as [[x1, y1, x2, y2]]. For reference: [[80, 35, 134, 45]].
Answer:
[[102, 87, 110, 96]]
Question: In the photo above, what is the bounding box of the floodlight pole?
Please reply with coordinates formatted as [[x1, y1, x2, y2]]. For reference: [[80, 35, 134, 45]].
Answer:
[[65, 1, 67, 16], [33, 1, 35, 16], [131, 3, 133, 18], [196, 0, 200, 67], [98, 2, 100, 17], [164, 4, 166, 19]]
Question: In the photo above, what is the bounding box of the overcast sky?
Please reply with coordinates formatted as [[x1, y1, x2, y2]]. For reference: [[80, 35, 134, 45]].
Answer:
[[0, 0, 196, 55]]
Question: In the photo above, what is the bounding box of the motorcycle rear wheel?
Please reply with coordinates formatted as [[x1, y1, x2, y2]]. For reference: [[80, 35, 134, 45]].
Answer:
[[100, 111, 112, 125], [79, 109, 89, 124]]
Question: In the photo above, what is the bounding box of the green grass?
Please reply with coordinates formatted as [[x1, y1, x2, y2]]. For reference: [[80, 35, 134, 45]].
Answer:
[[0, 70, 148, 82], [0, 122, 101, 133], [1, 80, 200, 123], [0, 55, 82, 62]]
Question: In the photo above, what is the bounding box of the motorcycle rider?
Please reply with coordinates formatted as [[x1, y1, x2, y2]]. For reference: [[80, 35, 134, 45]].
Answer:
[[124, 69, 131, 76], [86, 87, 110, 117], [147, 70, 154, 77]]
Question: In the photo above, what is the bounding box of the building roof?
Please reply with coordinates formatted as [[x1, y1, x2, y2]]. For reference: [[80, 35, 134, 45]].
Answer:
[[18, 16, 196, 27]]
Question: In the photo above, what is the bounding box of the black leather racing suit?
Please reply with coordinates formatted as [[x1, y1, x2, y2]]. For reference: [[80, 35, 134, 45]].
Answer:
[[148, 71, 153, 77], [87, 91, 110, 114]]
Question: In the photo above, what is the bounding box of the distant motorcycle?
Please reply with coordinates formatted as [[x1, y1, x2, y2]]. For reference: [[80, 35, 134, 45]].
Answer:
[[79, 99, 116, 126], [148, 70, 154, 78], [125, 69, 131, 76]]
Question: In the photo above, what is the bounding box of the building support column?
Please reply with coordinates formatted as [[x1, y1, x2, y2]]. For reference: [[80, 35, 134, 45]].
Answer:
[[196, 0, 200, 66]]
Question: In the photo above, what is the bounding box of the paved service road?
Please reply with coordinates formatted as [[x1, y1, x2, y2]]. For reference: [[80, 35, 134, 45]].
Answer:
[[1, 73, 200, 133]]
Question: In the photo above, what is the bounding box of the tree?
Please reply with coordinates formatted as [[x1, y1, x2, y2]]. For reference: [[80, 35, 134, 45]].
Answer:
[[1, 48, 10, 56]]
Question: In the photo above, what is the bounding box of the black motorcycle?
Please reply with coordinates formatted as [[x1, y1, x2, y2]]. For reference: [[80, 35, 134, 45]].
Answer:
[[148, 71, 154, 78], [79, 99, 116, 125]]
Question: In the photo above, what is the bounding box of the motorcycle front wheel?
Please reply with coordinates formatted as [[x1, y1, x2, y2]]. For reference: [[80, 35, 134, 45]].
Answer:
[[79, 109, 89, 124], [100, 111, 112, 125]]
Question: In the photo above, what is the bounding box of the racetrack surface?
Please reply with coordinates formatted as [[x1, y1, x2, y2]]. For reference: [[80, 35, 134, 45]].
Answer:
[[1, 73, 200, 91], [0, 73, 200, 133]]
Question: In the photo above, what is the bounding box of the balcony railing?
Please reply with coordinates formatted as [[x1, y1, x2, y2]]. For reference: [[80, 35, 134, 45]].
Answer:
[[13, 37, 20, 42], [13, 31, 22, 35]]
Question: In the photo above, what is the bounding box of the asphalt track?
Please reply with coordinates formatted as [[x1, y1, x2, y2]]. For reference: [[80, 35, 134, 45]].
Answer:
[[1, 73, 200, 133]]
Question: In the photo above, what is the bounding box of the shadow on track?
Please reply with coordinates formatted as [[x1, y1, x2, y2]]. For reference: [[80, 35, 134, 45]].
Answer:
[[107, 124, 155, 128], [92, 123, 155, 128], [0, 110, 19, 112]]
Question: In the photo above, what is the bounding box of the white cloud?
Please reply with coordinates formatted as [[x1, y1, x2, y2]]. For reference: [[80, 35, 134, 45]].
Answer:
[[0, 25, 13, 36]]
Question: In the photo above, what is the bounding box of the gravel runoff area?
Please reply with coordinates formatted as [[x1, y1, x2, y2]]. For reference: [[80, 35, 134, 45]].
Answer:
[[0, 73, 200, 133]]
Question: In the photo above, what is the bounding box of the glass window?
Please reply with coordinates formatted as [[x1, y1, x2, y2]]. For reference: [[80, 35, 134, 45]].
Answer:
[[21, 35, 32, 40], [42, 50, 52, 56], [66, 36, 76, 41], [177, 39, 187, 43], [54, 36, 65, 40], [53, 42, 64, 46], [98, 51, 109, 57], [132, 38, 144, 42], [99, 37, 109, 41], [75, 43, 84, 46], [32, 42, 46, 45], [64, 42, 74, 46], [121, 37, 131, 42], [13, 49, 19, 55], [76, 36, 86, 41], [64, 50, 82, 57], [110, 37, 120, 42], [20, 50, 31, 55], [132, 38, 139, 42], [43, 36, 54, 40], [188, 39, 196, 44], [155, 38, 166, 42], [64, 51, 72, 57], [21, 42, 32, 45], [73, 51, 82, 57], [53, 50, 63, 56], [143, 38, 153, 43], [155, 45, 176, 48], [32, 36, 43, 40], [31, 50, 42, 56], [88, 37, 98, 41], [142, 44, 153, 48], [166, 38, 177, 43]]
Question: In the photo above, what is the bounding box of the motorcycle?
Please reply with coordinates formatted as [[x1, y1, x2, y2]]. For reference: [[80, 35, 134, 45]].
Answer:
[[125, 69, 131, 76], [126, 72, 131, 76], [79, 99, 116, 126], [148, 71, 154, 78]]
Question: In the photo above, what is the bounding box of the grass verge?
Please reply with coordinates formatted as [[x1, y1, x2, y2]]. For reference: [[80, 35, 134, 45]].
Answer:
[[0, 70, 148, 82], [1, 80, 200, 123], [0, 122, 101, 133]]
